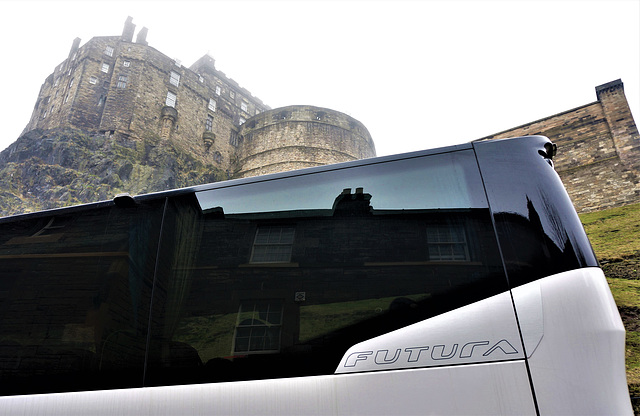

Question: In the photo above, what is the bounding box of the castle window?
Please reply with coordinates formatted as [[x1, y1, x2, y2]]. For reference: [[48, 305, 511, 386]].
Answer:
[[230, 91, 235, 99], [104, 46, 114, 57], [169, 71, 180, 87], [101, 63, 110, 73], [98, 95, 105, 106], [239, 117, 246, 125], [54, 78, 59, 87], [64, 94, 69, 104], [208, 99, 217, 112], [89, 76, 98, 85], [230, 131, 239, 147], [71, 52, 77, 61], [250, 225, 295, 264], [69, 78, 74, 88], [165, 91, 177, 108], [123, 60, 131, 67], [255, 108, 260, 115], [205, 115, 213, 132], [215, 85, 221, 95], [117, 75, 128, 89], [68, 68, 72, 76], [213, 151, 222, 163], [42, 109, 47, 119], [241, 102, 248, 112], [198, 75, 204, 83]]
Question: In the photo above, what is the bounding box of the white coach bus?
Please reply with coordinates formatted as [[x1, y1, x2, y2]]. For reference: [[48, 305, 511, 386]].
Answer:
[[0, 136, 632, 415]]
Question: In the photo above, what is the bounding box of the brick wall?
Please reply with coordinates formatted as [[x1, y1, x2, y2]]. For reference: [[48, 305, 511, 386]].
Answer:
[[478, 79, 640, 213]]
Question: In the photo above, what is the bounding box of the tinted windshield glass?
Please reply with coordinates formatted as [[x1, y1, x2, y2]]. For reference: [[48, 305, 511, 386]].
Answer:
[[145, 149, 509, 386]]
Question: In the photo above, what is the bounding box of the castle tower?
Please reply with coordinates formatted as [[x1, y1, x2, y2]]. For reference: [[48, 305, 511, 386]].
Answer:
[[235, 105, 376, 178]]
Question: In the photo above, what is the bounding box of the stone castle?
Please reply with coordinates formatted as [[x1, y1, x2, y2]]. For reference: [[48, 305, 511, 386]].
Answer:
[[24, 17, 376, 179], [19, 17, 640, 214]]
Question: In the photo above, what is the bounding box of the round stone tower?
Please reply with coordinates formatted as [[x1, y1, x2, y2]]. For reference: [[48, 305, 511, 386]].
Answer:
[[235, 105, 376, 178]]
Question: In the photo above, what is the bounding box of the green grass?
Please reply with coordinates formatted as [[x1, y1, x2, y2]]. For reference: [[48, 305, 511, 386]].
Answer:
[[607, 278, 640, 308], [580, 202, 640, 261]]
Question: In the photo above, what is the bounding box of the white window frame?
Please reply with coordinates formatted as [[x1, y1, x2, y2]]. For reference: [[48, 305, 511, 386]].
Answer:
[[233, 301, 283, 354], [117, 75, 128, 89], [104, 46, 114, 57], [250, 226, 295, 263], [123, 60, 131, 67], [205, 115, 213, 132], [241, 102, 248, 112], [101, 63, 109, 73], [165, 91, 177, 108], [89, 76, 98, 85], [215, 85, 221, 95], [208, 98, 217, 112], [169, 71, 180, 87], [230, 90, 235, 99], [426, 222, 470, 262]]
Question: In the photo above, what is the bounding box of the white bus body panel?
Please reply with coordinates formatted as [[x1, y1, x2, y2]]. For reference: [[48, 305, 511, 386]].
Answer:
[[513, 267, 633, 415], [0, 361, 535, 416], [336, 291, 524, 373], [0, 291, 536, 415], [1, 268, 630, 415]]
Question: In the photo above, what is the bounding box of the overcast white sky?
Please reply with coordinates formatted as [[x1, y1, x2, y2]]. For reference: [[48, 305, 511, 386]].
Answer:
[[1, 0, 638, 157]]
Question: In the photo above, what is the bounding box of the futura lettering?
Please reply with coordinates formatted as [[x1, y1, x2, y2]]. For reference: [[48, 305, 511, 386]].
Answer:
[[344, 339, 518, 368]]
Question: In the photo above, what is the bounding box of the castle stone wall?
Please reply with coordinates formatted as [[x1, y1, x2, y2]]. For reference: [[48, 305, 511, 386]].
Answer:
[[478, 79, 640, 213]]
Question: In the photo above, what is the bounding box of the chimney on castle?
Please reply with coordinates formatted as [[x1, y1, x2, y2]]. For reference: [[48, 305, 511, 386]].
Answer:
[[68, 37, 81, 61], [121, 16, 135, 42], [189, 54, 216, 75], [136, 27, 149, 46]]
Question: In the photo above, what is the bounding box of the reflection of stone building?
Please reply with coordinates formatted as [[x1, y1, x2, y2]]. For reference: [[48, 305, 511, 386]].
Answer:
[[478, 79, 640, 213], [23, 17, 375, 179], [0, 187, 504, 394]]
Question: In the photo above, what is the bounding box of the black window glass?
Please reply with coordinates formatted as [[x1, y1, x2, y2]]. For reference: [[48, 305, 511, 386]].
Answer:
[[145, 150, 509, 386], [472, 137, 598, 288], [0, 201, 164, 395]]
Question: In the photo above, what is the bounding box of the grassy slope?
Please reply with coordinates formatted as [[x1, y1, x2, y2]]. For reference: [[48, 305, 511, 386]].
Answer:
[[580, 202, 640, 400]]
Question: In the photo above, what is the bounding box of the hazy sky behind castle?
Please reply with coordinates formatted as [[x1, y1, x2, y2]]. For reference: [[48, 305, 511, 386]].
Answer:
[[1, 0, 638, 157]]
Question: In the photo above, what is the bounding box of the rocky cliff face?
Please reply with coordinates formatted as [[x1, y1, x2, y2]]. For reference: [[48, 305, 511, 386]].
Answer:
[[0, 128, 226, 217]]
